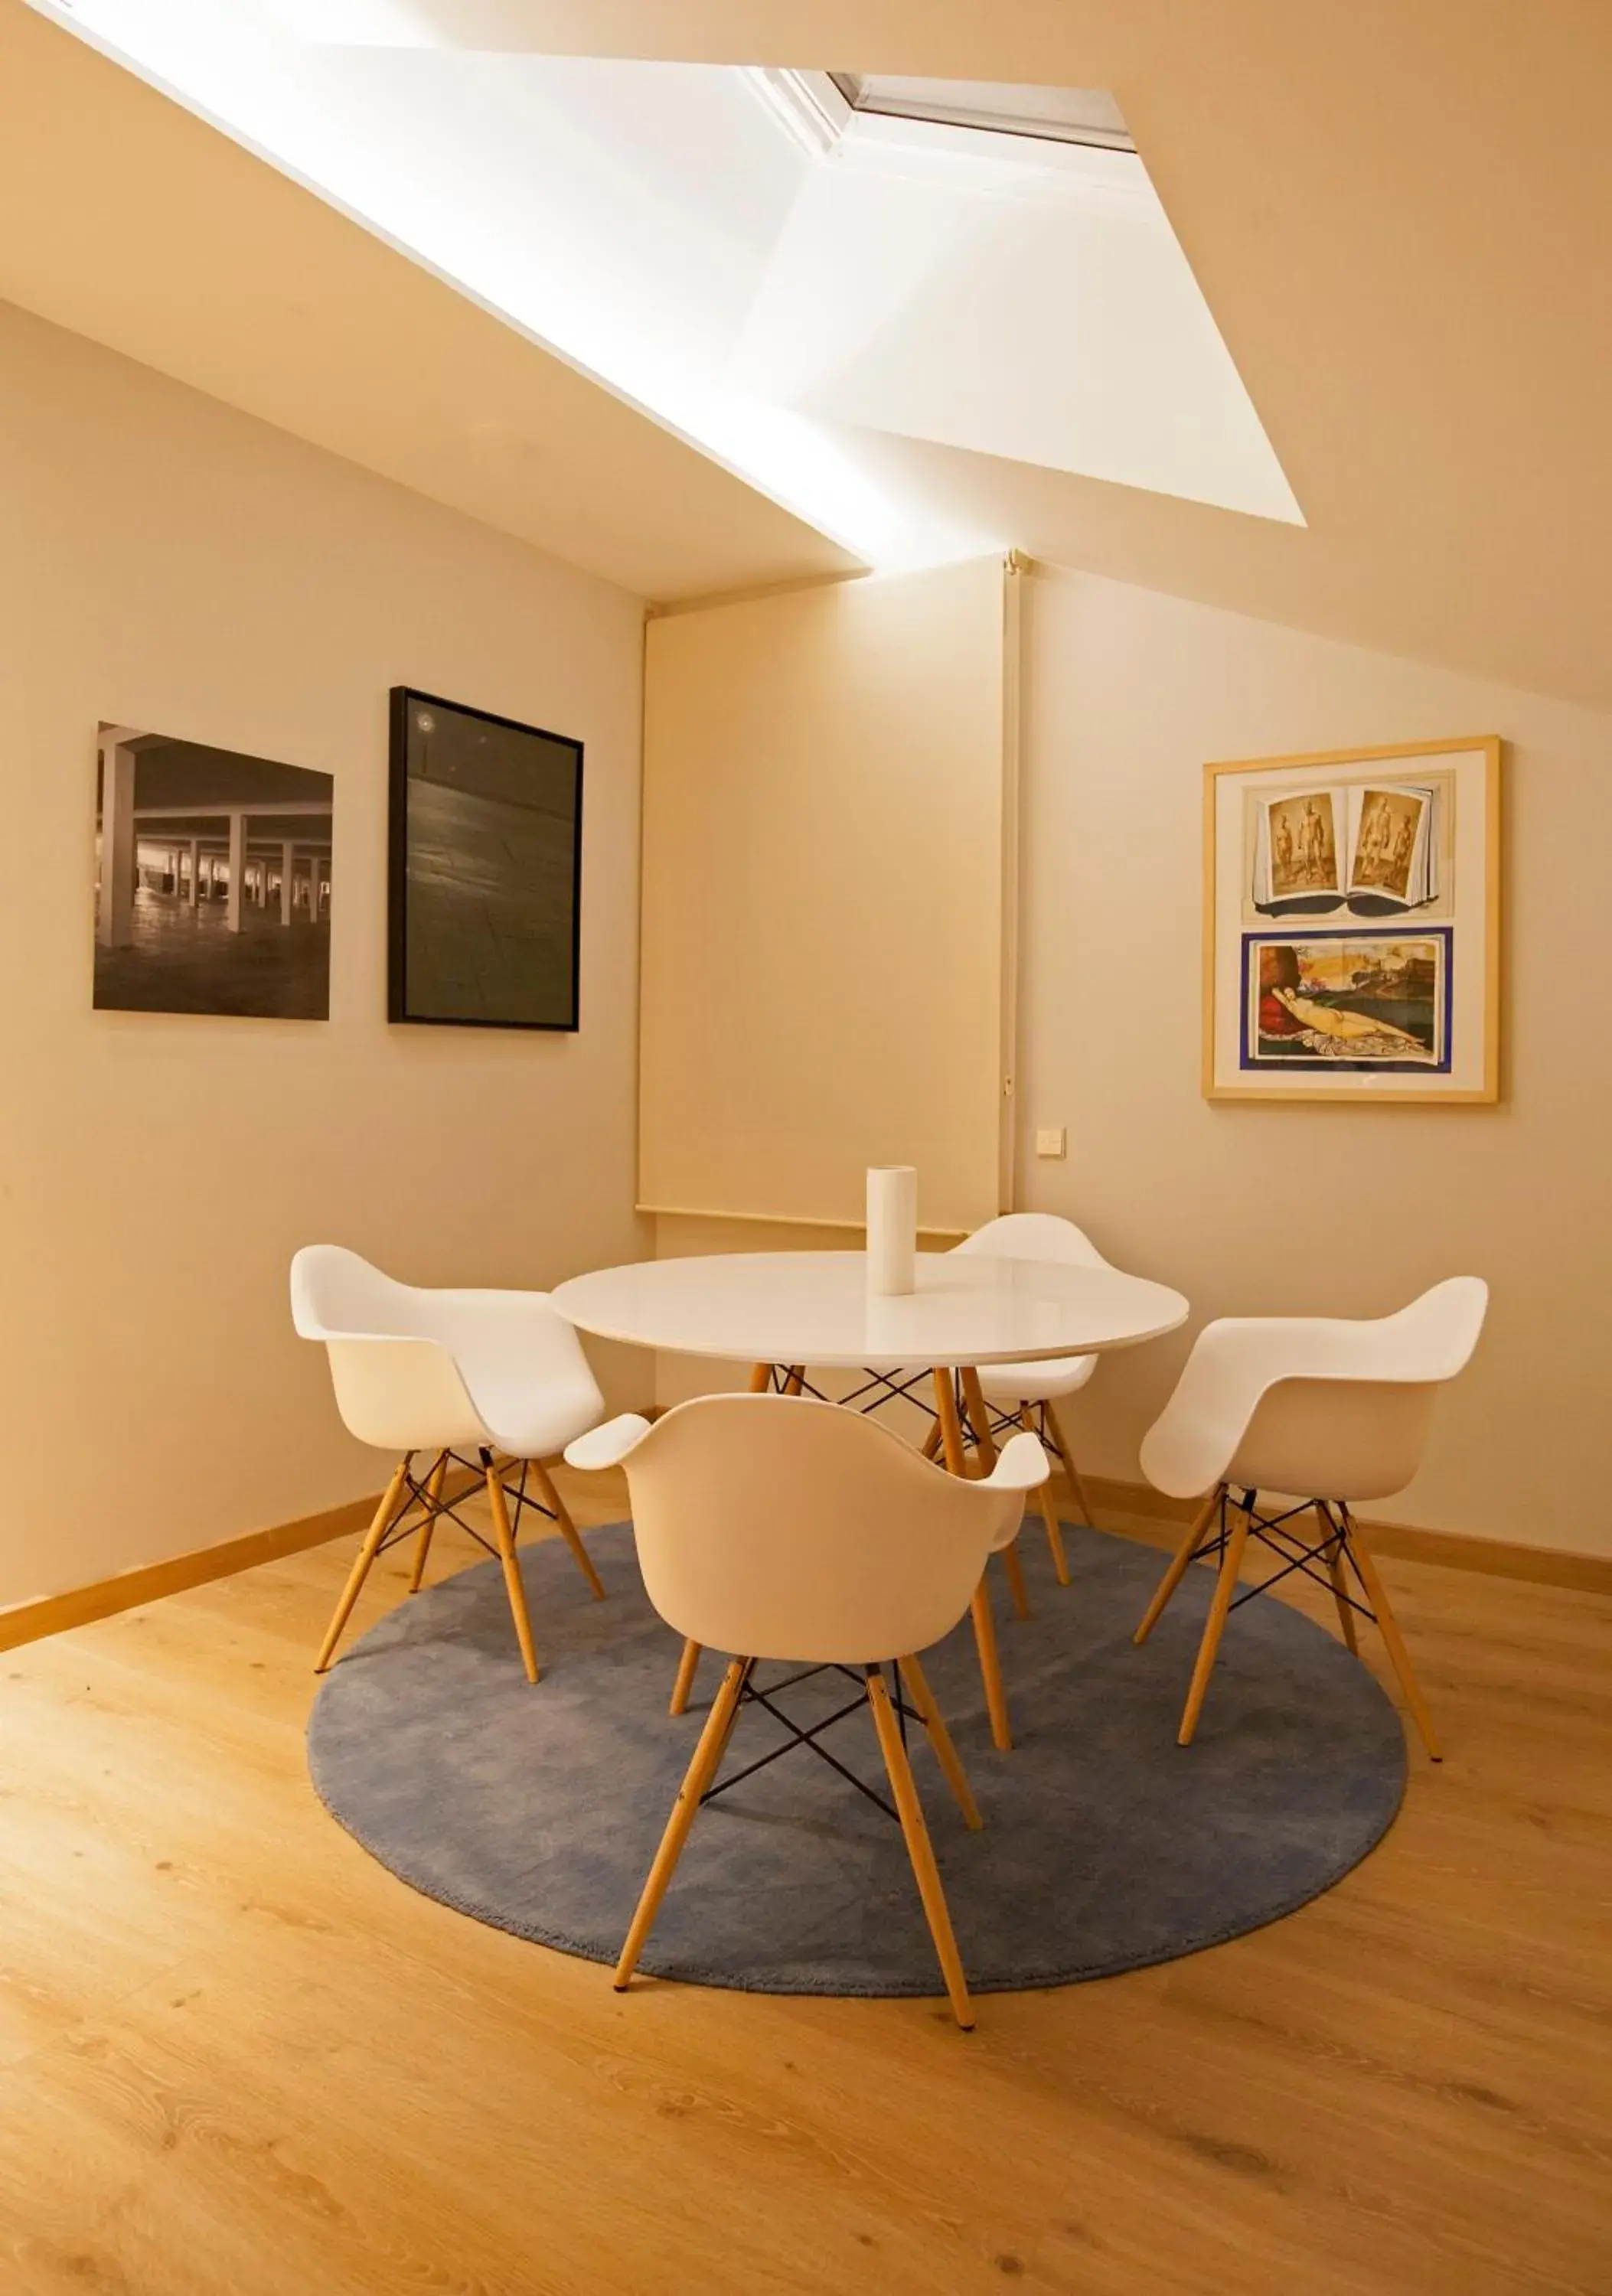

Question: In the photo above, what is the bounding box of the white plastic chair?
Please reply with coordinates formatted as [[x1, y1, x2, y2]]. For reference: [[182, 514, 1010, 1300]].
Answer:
[[1132, 1277, 1488, 1758], [940, 1214, 1111, 1588], [565, 1394, 1049, 2029], [291, 1244, 608, 1681]]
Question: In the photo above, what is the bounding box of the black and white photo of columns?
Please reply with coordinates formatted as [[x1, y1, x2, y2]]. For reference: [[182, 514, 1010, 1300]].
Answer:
[[94, 726, 333, 1019]]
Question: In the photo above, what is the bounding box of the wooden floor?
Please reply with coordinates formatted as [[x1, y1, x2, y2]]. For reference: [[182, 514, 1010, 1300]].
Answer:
[[0, 1469, 1607, 2296]]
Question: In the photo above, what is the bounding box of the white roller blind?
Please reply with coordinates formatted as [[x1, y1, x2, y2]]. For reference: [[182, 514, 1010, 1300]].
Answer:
[[638, 556, 1017, 1234]]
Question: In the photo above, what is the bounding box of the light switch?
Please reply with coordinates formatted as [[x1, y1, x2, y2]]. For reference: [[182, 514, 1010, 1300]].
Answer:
[[1035, 1127, 1066, 1159]]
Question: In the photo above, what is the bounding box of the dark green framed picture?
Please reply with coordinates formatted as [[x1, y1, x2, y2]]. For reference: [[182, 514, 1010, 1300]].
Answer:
[[387, 687, 583, 1032]]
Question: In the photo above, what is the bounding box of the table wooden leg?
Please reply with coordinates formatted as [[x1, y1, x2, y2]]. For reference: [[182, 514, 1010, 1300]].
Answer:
[[932, 1366, 968, 1475], [958, 1368, 997, 1470], [933, 1367, 1013, 1751]]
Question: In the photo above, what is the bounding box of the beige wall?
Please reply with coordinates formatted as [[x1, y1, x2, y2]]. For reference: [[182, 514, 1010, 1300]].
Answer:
[[0, 301, 650, 1607], [1018, 569, 1611, 1554], [6, 288, 1604, 1595], [640, 560, 1013, 1234]]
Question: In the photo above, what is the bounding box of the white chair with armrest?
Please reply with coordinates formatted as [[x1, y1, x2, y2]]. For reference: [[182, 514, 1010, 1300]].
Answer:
[[566, 1393, 1049, 2029], [1132, 1277, 1489, 1757], [941, 1213, 1111, 1587], [291, 1244, 607, 1682]]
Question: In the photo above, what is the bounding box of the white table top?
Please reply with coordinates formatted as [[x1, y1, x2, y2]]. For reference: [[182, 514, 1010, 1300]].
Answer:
[[552, 1251, 1188, 1371]]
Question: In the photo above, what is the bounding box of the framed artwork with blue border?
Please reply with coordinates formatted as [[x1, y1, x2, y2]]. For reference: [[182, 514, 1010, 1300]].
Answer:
[[1239, 928, 1454, 1074], [1203, 739, 1501, 1104]]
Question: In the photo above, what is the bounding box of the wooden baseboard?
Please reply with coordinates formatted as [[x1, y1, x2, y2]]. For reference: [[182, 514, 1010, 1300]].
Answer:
[[1082, 1473, 1612, 1596], [4, 1452, 1606, 1660], [0, 1463, 484, 1655]]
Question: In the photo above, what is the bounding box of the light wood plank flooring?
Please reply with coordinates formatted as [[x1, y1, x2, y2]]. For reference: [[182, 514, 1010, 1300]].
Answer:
[[0, 1469, 1607, 2296]]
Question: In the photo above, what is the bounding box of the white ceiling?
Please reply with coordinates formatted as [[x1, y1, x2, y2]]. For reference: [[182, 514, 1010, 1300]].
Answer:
[[9, 0, 1612, 709], [23, 2, 1300, 563], [0, 4, 860, 602], [734, 115, 1300, 525]]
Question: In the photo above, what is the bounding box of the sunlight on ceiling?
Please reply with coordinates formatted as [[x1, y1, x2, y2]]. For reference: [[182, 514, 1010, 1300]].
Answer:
[[31, 1, 1302, 568]]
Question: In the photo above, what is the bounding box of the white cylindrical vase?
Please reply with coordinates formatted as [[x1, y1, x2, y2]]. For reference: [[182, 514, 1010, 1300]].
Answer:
[[866, 1166, 917, 1296]]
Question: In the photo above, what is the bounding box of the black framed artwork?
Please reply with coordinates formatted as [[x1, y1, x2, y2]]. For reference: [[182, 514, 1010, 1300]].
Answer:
[[387, 687, 583, 1031]]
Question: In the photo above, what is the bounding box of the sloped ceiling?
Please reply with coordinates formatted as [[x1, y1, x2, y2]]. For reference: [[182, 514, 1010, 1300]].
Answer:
[[524, 0, 1612, 708], [11, 0, 1612, 708], [0, 2, 860, 602]]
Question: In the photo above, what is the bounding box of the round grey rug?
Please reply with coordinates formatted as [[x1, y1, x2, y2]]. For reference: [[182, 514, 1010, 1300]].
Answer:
[[308, 1521, 1406, 1995]]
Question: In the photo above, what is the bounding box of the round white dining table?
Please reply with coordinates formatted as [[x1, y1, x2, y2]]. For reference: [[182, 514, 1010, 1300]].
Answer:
[[550, 1249, 1187, 1372], [554, 1249, 1188, 1753]]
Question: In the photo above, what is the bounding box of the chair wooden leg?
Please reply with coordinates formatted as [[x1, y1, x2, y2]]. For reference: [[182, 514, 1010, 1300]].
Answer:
[[527, 1456, 605, 1601], [866, 1671, 975, 2030], [1000, 1538, 1031, 1620], [316, 1456, 412, 1672], [898, 1654, 981, 1831], [406, 1450, 449, 1593], [782, 1365, 804, 1395], [669, 1637, 703, 1717], [1134, 1485, 1225, 1646], [1318, 1502, 1359, 1652], [484, 1456, 540, 1684], [1044, 1401, 1095, 1528], [1177, 1496, 1252, 1746], [1341, 1508, 1443, 1761], [934, 1367, 1012, 1750], [1021, 1408, 1069, 1585], [1063, 1457, 1097, 1530], [969, 1578, 1012, 1753], [748, 1362, 773, 1393], [921, 1420, 944, 1462], [615, 1657, 748, 1991]]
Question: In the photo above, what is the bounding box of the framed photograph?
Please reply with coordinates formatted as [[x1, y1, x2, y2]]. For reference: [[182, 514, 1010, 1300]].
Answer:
[[388, 687, 583, 1032], [94, 723, 332, 1019], [1204, 737, 1501, 1103]]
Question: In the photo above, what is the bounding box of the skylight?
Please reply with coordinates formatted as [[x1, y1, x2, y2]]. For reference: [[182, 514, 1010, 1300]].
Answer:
[[27, 5, 1304, 555], [830, 75, 1134, 152], [742, 70, 1135, 160]]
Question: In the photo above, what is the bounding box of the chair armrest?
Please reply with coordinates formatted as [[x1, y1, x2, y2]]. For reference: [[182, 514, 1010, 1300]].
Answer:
[[563, 1414, 654, 1471], [983, 1430, 1051, 1492]]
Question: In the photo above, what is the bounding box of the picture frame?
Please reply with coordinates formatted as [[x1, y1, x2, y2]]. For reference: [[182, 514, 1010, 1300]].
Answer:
[[387, 687, 584, 1032], [94, 722, 333, 1020], [1202, 736, 1502, 1104]]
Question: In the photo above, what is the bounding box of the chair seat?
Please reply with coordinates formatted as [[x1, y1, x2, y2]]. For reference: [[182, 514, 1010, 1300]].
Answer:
[[975, 1353, 1098, 1406], [465, 1376, 603, 1462], [449, 1315, 604, 1456], [403, 1289, 603, 1461]]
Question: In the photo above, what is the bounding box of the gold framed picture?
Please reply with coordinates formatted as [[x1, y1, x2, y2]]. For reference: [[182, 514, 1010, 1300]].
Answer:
[[1202, 737, 1502, 1104]]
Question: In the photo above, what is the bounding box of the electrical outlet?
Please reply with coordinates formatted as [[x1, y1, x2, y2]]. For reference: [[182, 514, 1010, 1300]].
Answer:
[[1035, 1127, 1066, 1159]]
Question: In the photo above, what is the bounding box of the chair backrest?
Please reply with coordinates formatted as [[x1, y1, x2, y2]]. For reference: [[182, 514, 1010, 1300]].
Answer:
[[1142, 1277, 1489, 1503], [290, 1244, 491, 1453], [953, 1212, 1110, 1269], [618, 1394, 1027, 1665], [291, 1244, 419, 1342]]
